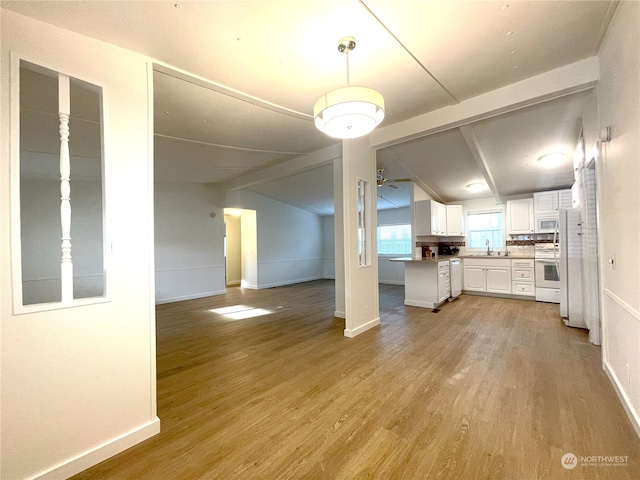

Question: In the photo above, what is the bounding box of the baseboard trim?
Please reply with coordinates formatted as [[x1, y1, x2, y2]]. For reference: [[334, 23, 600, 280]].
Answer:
[[379, 280, 405, 286], [34, 417, 160, 480], [405, 299, 438, 308], [604, 361, 640, 440], [334, 310, 345, 319], [257, 276, 324, 289], [155, 290, 225, 305], [344, 318, 380, 338]]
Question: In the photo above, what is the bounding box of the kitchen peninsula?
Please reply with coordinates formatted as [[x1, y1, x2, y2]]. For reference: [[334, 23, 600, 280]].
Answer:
[[391, 256, 461, 308]]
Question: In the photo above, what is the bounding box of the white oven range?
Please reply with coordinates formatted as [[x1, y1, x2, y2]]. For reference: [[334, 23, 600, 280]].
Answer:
[[535, 243, 560, 303]]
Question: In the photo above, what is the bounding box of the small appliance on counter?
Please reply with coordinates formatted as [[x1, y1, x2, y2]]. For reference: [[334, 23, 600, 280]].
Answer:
[[438, 244, 452, 256]]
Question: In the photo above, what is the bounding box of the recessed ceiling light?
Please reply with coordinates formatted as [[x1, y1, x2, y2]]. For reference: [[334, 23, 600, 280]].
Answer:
[[202, 120, 207, 123], [510, 50, 517, 55], [507, 31, 514, 36], [513, 65, 519, 69], [501, 4, 509, 10], [174, 3, 182, 9], [466, 183, 485, 193], [163, 111, 169, 115], [538, 152, 565, 167]]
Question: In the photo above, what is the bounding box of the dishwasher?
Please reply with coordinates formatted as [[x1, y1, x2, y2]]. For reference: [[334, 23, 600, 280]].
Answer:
[[449, 258, 462, 299]]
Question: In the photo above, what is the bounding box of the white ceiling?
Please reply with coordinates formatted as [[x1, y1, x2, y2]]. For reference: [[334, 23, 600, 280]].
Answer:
[[3, 1, 617, 215]]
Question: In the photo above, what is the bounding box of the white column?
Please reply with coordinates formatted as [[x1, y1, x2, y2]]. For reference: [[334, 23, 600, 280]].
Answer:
[[59, 74, 73, 302], [341, 136, 380, 337], [333, 156, 345, 318]]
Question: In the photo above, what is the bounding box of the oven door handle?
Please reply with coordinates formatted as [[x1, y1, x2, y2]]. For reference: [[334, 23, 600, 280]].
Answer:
[[535, 258, 556, 263]]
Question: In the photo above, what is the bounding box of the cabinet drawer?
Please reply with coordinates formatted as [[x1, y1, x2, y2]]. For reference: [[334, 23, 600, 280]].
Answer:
[[512, 281, 535, 296], [510, 259, 534, 268], [463, 258, 511, 267], [512, 268, 534, 280]]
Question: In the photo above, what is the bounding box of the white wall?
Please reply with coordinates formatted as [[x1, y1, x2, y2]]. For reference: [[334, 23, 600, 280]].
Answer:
[[240, 208, 258, 288], [154, 182, 225, 304], [589, 1, 640, 436], [322, 215, 335, 279], [224, 213, 242, 285], [323, 207, 411, 285], [378, 207, 411, 285], [1, 10, 158, 479], [226, 189, 324, 289]]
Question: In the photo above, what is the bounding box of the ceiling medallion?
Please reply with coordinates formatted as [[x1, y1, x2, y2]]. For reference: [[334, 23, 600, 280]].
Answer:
[[313, 37, 385, 139]]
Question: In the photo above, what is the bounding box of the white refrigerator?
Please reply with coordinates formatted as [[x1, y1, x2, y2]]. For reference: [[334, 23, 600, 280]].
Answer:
[[557, 208, 586, 329]]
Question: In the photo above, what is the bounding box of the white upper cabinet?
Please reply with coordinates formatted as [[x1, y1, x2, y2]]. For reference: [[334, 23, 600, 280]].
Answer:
[[415, 200, 447, 236], [558, 189, 573, 209], [534, 189, 572, 215], [533, 191, 558, 214], [446, 205, 464, 236], [506, 198, 534, 234]]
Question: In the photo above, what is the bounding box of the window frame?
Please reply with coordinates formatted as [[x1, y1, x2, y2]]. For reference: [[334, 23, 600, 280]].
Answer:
[[376, 223, 412, 257], [464, 208, 505, 252]]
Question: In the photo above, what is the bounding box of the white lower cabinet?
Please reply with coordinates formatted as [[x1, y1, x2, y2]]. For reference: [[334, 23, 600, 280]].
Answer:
[[463, 258, 512, 294], [403, 260, 451, 308], [486, 266, 511, 293], [463, 265, 486, 291], [510, 258, 535, 297]]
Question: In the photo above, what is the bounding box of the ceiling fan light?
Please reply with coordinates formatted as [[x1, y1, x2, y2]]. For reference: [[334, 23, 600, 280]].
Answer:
[[538, 152, 565, 167], [466, 182, 485, 193], [314, 86, 385, 139]]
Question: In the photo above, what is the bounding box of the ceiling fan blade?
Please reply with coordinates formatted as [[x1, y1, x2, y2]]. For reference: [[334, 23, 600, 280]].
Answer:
[[388, 184, 401, 190], [390, 178, 412, 182]]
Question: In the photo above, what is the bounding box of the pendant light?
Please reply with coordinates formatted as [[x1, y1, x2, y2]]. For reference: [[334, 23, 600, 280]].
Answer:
[[313, 37, 385, 139]]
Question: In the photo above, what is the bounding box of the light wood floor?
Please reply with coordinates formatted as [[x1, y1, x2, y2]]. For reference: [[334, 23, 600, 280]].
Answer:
[[73, 281, 640, 479]]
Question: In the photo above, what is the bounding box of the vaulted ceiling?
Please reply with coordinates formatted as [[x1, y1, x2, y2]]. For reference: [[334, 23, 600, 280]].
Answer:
[[2, 0, 617, 214]]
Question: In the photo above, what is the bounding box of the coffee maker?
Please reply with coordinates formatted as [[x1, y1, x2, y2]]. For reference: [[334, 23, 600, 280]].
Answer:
[[438, 244, 452, 256]]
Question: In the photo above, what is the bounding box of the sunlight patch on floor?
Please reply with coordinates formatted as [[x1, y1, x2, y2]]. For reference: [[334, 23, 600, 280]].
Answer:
[[209, 305, 273, 320]]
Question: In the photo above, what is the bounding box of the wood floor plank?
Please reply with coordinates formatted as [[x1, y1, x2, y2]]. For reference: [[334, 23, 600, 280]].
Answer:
[[71, 281, 640, 480]]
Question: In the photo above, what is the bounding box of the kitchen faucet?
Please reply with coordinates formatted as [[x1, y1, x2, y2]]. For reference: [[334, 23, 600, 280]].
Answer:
[[486, 238, 491, 256]]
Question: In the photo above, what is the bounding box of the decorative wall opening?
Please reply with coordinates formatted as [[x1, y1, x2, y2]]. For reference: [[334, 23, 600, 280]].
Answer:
[[17, 59, 106, 309]]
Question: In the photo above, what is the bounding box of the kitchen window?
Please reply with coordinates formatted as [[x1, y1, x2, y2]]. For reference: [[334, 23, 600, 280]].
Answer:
[[466, 210, 504, 250], [377, 224, 411, 255]]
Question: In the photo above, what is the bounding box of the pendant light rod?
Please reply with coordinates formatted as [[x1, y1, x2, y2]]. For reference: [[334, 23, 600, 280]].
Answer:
[[313, 36, 385, 139], [338, 37, 356, 87]]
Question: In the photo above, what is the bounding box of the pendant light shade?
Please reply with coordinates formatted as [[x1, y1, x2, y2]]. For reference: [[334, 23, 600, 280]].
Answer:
[[314, 86, 385, 139], [314, 37, 385, 139]]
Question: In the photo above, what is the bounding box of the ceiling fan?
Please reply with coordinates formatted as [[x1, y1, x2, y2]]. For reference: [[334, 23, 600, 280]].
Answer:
[[376, 166, 411, 190]]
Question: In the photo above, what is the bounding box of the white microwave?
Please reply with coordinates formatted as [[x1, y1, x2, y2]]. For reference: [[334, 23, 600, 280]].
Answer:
[[535, 216, 559, 233]]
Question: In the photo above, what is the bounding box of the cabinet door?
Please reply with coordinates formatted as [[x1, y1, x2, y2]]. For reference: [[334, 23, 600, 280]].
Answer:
[[534, 191, 559, 214], [486, 267, 512, 294], [464, 266, 486, 291], [558, 189, 573, 209], [431, 201, 446, 236], [438, 271, 450, 302], [446, 205, 464, 236], [414, 200, 433, 236], [507, 199, 534, 234]]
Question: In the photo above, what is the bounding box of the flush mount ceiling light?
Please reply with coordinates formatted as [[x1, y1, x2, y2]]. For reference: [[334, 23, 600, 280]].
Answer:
[[538, 152, 565, 168], [313, 37, 385, 139], [466, 182, 486, 193]]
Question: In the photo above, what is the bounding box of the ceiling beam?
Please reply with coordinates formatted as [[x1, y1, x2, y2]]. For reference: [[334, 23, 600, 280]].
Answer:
[[371, 57, 599, 149], [153, 63, 313, 122], [386, 150, 445, 203], [459, 125, 501, 204], [223, 143, 341, 191]]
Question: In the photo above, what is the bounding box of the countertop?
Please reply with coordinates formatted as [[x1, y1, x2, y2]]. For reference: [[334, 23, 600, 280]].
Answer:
[[458, 254, 535, 259], [391, 254, 534, 263], [390, 256, 458, 264]]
